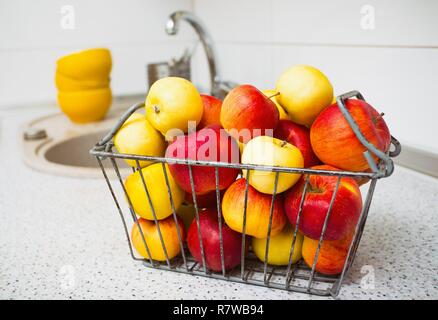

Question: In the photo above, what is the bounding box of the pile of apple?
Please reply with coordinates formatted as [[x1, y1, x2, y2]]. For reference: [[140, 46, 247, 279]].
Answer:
[[115, 65, 391, 275]]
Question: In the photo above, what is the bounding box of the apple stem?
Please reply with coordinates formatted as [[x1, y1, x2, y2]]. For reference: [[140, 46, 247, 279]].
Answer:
[[280, 140, 288, 147], [153, 105, 160, 114], [268, 92, 280, 99], [375, 112, 385, 120]]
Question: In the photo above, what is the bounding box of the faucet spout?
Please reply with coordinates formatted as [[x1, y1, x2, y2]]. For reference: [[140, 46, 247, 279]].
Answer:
[[166, 11, 221, 96]]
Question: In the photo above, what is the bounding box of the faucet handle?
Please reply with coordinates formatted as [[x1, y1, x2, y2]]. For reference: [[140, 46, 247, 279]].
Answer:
[[166, 11, 220, 95]]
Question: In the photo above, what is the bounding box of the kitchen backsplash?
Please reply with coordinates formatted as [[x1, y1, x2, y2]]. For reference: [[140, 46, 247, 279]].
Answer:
[[0, 0, 437, 153], [191, 0, 438, 154], [0, 0, 195, 107]]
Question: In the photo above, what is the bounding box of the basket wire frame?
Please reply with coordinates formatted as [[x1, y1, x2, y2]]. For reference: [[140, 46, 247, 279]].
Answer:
[[90, 90, 401, 297]]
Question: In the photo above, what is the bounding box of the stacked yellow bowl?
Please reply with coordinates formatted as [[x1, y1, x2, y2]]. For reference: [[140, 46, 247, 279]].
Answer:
[[55, 48, 112, 123]]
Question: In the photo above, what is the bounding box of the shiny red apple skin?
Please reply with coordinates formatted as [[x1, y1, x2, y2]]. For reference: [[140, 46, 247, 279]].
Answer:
[[284, 165, 363, 241], [184, 189, 224, 208], [198, 94, 222, 129], [310, 99, 391, 172], [187, 208, 246, 272], [165, 125, 240, 195], [274, 119, 320, 167], [222, 178, 287, 238], [220, 84, 279, 143]]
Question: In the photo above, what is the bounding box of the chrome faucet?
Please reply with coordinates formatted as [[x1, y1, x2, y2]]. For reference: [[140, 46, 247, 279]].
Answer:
[[165, 11, 237, 99]]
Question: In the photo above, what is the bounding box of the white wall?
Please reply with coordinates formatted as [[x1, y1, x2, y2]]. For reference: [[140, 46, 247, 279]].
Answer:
[[0, 0, 195, 107], [0, 0, 437, 154], [192, 0, 438, 153]]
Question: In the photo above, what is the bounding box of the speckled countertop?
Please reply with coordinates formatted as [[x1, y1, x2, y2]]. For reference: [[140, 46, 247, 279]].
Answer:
[[0, 104, 437, 300]]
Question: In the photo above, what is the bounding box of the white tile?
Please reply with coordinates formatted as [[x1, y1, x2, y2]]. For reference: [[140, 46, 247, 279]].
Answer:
[[0, 0, 194, 50], [192, 43, 273, 92], [272, 0, 438, 47], [111, 42, 195, 95], [192, 0, 438, 47], [0, 49, 59, 107], [271, 44, 438, 151], [193, 0, 273, 43]]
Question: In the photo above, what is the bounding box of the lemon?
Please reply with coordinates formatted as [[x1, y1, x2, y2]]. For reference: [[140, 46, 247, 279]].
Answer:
[[252, 224, 303, 266], [124, 163, 184, 220], [114, 113, 165, 168], [57, 48, 112, 80], [276, 65, 333, 126], [55, 71, 109, 91], [57, 87, 112, 123], [145, 77, 203, 140], [262, 89, 290, 120]]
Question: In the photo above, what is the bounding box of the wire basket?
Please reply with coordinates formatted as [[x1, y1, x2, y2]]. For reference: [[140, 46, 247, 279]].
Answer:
[[90, 90, 401, 297]]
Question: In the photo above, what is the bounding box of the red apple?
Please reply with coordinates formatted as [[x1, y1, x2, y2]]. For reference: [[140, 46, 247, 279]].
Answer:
[[220, 84, 279, 143], [185, 189, 224, 208], [198, 94, 222, 129], [310, 99, 391, 172], [165, 125, 240, 195], [187, 208, 246, 272], [274, 119, 320, 167], [284, 165, 362, 241], [222, 178, 287, 239]]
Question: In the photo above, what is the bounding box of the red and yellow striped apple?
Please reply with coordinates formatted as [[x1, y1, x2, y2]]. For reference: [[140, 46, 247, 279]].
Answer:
[[198, 94, 222, 129], [302, 233, 353, 275], [222, 178, 287, 238], [284, 165, 362, 241], [165, 125, 239, 195], [220, 84, 279, 143], [261, 89, 290, 120], [310, 99, 391, 172]]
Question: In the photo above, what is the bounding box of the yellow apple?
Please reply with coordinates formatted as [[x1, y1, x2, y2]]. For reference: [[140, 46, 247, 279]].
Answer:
[[131, 216, 185, 261], [276, 65, 333, 126], [114, 113, 165, 168], [252, 224, 303, 266], [124, 163, 184, 220], [145, 77, 203, 140], [261, 89, 290, 120], [241, 136, 303, 194]]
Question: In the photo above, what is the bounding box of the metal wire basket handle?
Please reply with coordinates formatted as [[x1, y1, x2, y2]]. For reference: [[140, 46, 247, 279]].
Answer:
[[336, 91, 401, 177], [95, 102, 145, 151]]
